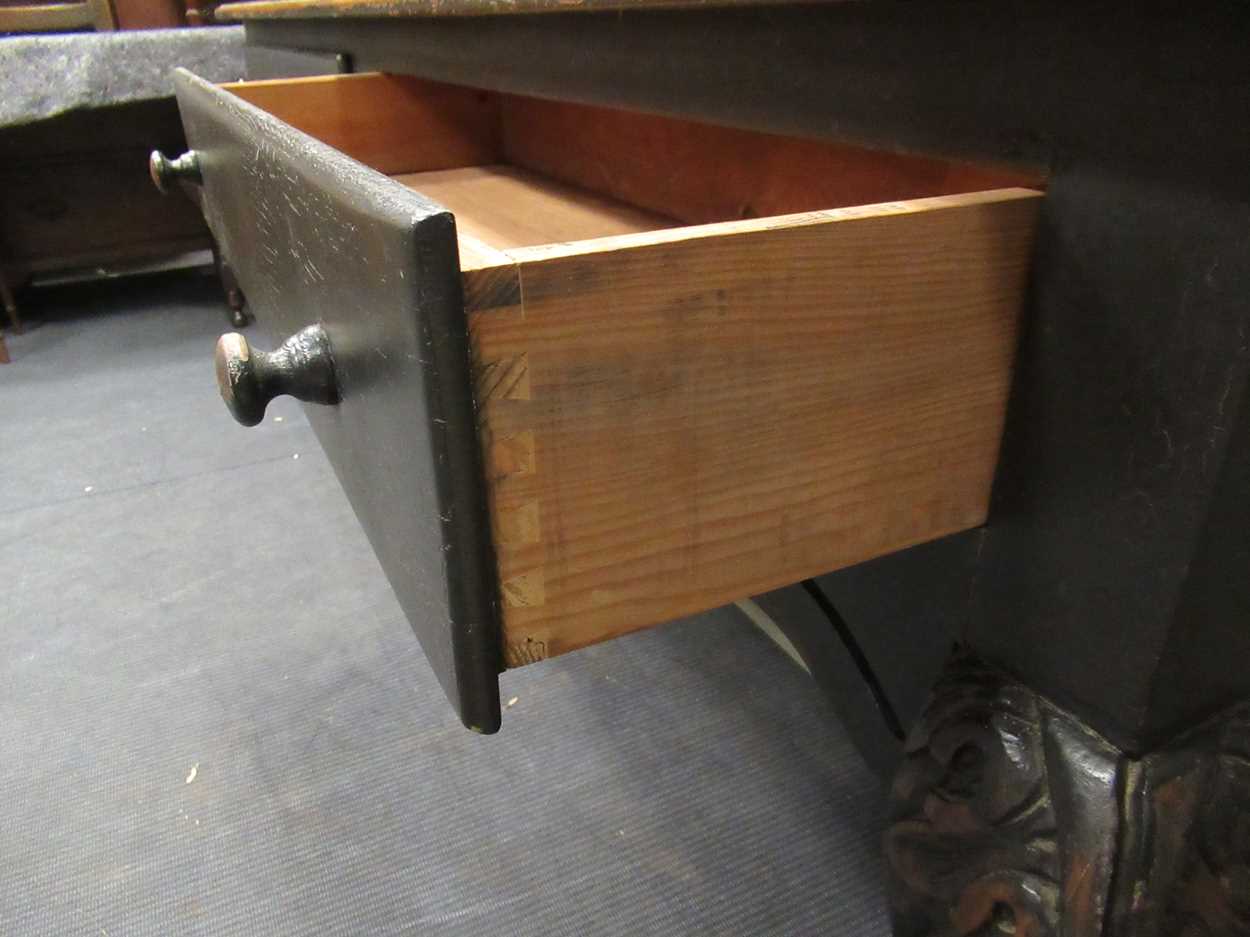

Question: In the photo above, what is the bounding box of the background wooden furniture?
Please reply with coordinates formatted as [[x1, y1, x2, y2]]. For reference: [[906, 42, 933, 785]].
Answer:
[[183, 0, 211, 24], [113, 0, 184, 28], [0, 26, 246, 360], [0, 0, 115, 32], [0, 100, 214, 360], [0, 0, 188, 31]]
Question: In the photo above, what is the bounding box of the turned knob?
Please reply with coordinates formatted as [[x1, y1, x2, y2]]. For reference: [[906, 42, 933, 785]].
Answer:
[[149, 149, 202, 194], [215, 324, 339, 427]]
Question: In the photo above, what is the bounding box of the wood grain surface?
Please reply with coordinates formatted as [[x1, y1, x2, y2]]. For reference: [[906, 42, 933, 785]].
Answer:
[[500, 95, 1041, 225], [464, 189, 1042, 666], [217, 0, 834, 22], [394, 164, 675, 260], [225, 74, 498, 176], [225, 74, 1039, 219]]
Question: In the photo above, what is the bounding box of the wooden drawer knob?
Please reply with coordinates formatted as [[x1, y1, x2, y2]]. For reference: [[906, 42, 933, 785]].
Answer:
[[149, 149, 201, 194], [215, 325, 339, 427]]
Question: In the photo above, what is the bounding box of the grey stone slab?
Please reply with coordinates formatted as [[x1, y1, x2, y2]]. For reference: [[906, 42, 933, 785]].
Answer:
[[0, 27, 245, 129]]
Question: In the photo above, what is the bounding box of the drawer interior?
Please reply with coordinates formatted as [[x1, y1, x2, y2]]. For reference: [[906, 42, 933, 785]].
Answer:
[[224, 73, 1040, 267], [218, 73, 1044, 671], [393, 164, 675, 254]]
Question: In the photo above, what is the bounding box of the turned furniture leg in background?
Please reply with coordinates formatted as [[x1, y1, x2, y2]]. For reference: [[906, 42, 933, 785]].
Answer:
[[222, 268, 247, 329], [211, 241, 249, 328], [0, 265, 20, 335], [0, 265, 16, 363]]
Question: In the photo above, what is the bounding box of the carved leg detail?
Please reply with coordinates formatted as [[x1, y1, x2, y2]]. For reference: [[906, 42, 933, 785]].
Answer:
[[887, 652, 1250, 937]]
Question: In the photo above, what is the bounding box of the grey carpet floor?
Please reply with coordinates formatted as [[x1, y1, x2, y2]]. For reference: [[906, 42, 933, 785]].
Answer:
[[0, 272, 889, 936]]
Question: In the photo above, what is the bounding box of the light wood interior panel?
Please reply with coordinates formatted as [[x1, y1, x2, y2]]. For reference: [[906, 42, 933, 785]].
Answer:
[[500, 95, 1044, 226], [393, 165, 676, 261], [225, 74, 1043, 233], [467, 189, 1043, 667], [224, 73, 499, 175]]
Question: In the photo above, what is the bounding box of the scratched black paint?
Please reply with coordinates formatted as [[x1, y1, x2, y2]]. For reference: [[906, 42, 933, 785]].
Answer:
[[173, 69, 502, 732]]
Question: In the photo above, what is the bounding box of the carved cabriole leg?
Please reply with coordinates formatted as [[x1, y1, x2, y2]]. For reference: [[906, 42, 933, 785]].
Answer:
[[887, 651, 1250, 937], [1141, 706, 1250, 936]]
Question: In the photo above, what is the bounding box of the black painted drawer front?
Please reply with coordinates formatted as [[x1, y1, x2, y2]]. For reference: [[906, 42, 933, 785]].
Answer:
[[173, 69, 502, 732]]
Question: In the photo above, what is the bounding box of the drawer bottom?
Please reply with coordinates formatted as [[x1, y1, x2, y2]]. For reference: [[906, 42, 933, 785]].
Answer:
[[394, 164, 677, 263]]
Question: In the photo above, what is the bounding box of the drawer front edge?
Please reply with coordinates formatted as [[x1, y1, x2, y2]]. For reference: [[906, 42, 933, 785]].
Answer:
[[173, 68, 503, 732]]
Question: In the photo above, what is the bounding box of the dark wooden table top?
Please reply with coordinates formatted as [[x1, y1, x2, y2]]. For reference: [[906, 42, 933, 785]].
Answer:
[[217, 0, 833, 19]]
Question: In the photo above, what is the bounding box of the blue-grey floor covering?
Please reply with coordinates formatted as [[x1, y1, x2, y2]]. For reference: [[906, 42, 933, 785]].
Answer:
[[0, 273, 888, 936]]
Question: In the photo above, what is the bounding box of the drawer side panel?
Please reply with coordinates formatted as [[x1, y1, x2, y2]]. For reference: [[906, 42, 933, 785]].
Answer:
[[470, 190, 1041, 664]]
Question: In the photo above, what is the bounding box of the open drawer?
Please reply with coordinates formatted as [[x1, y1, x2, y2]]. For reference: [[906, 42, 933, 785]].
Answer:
[[170, 70, 1042, 732]]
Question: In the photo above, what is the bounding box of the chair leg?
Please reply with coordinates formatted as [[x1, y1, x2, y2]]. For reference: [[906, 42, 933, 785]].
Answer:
[[0, 331, 10, 365], [0, 267, 20, 335], [211, 242, 249, 328]]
